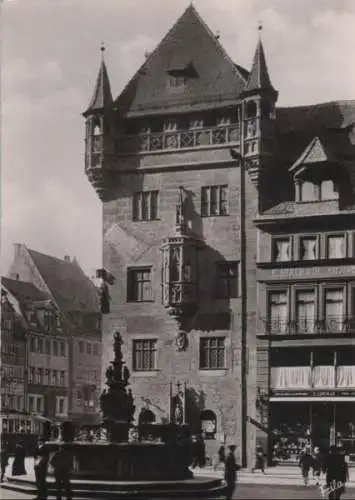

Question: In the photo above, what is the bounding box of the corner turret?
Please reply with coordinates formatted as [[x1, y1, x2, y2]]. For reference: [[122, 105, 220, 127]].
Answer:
[[241, 30, 278, 192], [83, 45, 115, 201]]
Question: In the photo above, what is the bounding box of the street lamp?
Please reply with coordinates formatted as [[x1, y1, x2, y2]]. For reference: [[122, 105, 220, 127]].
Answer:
[[229, 147, 247, 468]]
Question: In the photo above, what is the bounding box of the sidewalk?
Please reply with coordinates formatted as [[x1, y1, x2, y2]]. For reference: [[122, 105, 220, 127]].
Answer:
[[192, 464, 355, 488]]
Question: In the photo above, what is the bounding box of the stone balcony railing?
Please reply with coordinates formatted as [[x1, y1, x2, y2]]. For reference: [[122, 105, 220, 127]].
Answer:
[[260, 316, 355, 335], [115, 124, 241, 154], [270, 365, 355, 390]]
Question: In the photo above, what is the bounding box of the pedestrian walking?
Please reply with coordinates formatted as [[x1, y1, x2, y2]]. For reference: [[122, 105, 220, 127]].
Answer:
[[11, 442, 27, 476], [34, 439, 49, 500], [324, 445, 349, 500], [213, 444, 225, 471], [299, 446, 315, 486], [224, 445, 241, 500], [50, 444, 73, 500], [312, 446, 325, 485], [252, 445, 266, 474], [0, 442, 10, 482]]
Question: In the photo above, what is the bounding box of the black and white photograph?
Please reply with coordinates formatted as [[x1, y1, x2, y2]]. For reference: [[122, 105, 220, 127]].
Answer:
[[1, 0, 355, 498]]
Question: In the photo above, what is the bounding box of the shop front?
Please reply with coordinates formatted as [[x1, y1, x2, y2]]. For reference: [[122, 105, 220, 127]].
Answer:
[[269, 395, 355, 464]]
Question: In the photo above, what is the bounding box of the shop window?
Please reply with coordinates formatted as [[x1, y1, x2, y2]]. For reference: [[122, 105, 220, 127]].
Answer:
[[133, 339, 157, 371], [272, 238, 291, 262], [138, 408, 156, 425], [201, 185, 228, 216], [295, 290, 315, 334], [327, 235, 345, 259], [127, 267, 152, 302], [201, 409, 217, 439], [199, 337, 225, 370], [215, 262, 239, 298], [300, 181, 318, 202], [299, 236, 318, 260]]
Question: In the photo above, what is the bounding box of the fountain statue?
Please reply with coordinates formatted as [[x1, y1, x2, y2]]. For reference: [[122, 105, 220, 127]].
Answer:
[[100, 331, 135, 441]]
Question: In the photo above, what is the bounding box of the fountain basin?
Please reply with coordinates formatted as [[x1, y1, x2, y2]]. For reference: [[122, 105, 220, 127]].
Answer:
[[44, 441, 193, 481]]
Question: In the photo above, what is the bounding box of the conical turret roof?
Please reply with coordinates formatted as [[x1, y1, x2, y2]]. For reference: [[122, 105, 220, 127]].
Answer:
[[244, 38, 276, 95], [84, 57, 113, 116]]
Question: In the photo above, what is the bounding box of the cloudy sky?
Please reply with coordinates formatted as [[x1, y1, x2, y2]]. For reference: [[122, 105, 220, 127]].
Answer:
[[2, 0, 355, 278]]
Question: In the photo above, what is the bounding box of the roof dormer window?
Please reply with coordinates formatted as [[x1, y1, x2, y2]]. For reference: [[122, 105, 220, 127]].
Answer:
[[320, 180, 338, 201], [298, 179, 339, 203], [168, 75, 187, 88]]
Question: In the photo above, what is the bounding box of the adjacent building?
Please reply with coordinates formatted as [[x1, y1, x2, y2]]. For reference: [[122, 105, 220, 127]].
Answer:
[[7, 244, 102, 424], [83, 5, 355, 465], [255, 103, 355, 462], [1, 281, 27, 416]]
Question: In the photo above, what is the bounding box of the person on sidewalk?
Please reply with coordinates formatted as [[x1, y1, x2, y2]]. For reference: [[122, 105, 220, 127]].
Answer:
[[299, 446, 315, 486], [0, 442, 10, 482], [34, 439, 49, 500], [213, 444, 225, 471], [324, 445, 349, 500], [50, 444, 73, 500], [224, 445, 241, 500], [11, 442, 27, 476], [252, 445, 266, 474], [312, 446, 325, 485]]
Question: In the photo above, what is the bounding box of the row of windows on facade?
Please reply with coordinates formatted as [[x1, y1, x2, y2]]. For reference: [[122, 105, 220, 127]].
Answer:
[[27, 394, 67, 416], [25, 309, 61, 330], [127, 262, 239, 302], [28, 367, 67, 387], [30, 336, 67, 357], [78, 340, 101, 356], [132, 338, 226, 371], [268, 286, 355, 333], [272, 233, 352, 262], [76, 388, 97, 408], [1, 365, 24, 383], [1, 394, 23, 412], [1, 340, 24, 357], [132, 186, 228, 221]]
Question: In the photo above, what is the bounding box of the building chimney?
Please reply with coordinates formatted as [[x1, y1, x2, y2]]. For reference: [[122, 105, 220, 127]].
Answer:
[[64, 255, 71, 262]]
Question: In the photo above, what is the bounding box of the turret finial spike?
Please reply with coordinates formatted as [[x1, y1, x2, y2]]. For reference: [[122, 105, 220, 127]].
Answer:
[[258, 21, 263, 37], [100, 42, 105, 60]]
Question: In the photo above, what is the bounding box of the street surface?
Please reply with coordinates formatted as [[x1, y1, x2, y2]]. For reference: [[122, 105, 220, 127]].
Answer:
[[2, 483, 355, 499]]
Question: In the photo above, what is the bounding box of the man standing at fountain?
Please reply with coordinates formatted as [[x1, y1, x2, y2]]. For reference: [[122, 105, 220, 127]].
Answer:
[[50, 444, 73, 500]]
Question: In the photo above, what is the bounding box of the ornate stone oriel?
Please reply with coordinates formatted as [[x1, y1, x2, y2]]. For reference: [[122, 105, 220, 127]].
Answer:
[[160, 187, 203, 332]]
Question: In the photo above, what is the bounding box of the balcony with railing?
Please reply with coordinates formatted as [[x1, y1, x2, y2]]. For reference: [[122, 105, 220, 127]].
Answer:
[[270, 365, 355, 390], [260, 316, 355, 336], [115, 124, 241, 155]]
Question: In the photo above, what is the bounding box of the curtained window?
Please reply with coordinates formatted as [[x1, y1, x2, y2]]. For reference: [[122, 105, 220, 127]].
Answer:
[[296, 290, 315, 333], [272, 238, 290, 262], [327, 235, 345, 259], [300, 181, 318, 202], [271, 366, 311, 389], [324, 289, 344, 332], [268, 291, 288, 333], [312, 366, 335, 388], [300, 237, 318, 260], [336, 366, 355, 388]]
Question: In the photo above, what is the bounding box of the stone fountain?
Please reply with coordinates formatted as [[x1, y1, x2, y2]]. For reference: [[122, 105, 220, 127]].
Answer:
[[4, 332, 225, 498]]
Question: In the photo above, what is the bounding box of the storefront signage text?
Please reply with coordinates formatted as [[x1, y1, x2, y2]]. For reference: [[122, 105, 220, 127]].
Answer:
[[271, 266, 355, 279], [272, 390, 355, 398]]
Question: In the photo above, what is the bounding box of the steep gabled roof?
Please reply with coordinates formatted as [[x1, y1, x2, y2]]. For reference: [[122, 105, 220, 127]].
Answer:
[[2, 277, 49, 303], [244, 38, 276, 95], [289, 136, 336, 172], [83, 58, 113, 117], [27, 249, 99, 313], [114, 5, 248, 116]]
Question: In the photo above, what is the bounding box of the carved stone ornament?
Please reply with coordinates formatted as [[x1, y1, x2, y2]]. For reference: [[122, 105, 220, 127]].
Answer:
[[175, 331, 188, 352]]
